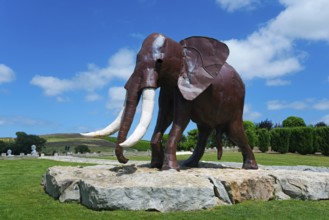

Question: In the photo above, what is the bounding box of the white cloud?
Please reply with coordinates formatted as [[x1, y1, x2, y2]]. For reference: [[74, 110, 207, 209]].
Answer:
[[319, 114, 329, 124], [266, 79, 291, 86], [0, 116, 46, 126], [130, 33, 145, 40], [30, 76, 73, 96], [0, 64, 15, 84], [216, 0, 260, 12], [85, 93, 102, 102], [267, 99, 329, 110], [224, 0, 329, 81], [225, 23, 302, 80], [272, 0, 329, 41], [56, 96, 70, 103], [31, 48, 135, 100], [313, 99, 329, 110], [267, 100, 307, 110], [243, 104, 262, 121], [106, 87, 126, 110]]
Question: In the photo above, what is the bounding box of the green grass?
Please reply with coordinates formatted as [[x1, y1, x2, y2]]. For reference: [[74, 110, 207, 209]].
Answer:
[[97, 151, 329, 167], [202, 151, 329, 167], [1, 155, 329, 220]]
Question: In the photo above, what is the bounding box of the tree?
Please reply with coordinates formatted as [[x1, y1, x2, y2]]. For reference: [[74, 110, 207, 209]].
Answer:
[[74, 145, 90, 154], [178, 129, 198, 151], [221, 133, 234, 147], [13, 132, 46, 155], [0, 141, 7, 153], [177, 134, 187, 151], [282, 116, 306, 128], [187, 129, 198, 144], [162, 133, 187, 151], [179, 139, 195, 151], [315, 122, 327, 127], [162, 134, 169, 146], [256, 119, 273, 131]]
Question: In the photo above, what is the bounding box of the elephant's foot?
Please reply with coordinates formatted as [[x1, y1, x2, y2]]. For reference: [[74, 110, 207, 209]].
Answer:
[[242, 160, 258, 170], [182, 157, 199, 168], [150, 148, 164, 169], [150, 159, 163, 169], [162, 153, 180, 171]]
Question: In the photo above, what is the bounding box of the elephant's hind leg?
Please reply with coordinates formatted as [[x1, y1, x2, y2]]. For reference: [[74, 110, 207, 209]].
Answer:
[[227, 120, 258, 169], [183, 125, 212, 167]]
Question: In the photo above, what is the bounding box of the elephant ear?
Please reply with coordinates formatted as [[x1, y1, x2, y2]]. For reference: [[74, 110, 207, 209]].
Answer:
[[178, 37, 229, 100]]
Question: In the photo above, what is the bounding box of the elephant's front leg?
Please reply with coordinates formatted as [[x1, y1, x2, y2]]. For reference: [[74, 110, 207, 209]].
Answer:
[[162, 90, 191, 171], [150, 88, 173, 169]]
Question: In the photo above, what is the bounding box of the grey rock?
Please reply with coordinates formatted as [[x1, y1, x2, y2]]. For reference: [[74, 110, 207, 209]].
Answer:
[[268, 170, 329, 200], [43, 162, 329, 212], [59, 180, 80, 202]]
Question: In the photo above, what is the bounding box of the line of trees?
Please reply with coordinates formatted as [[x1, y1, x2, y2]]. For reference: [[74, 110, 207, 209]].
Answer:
[[164, 116, 329, 156], [0, 132, 46, 155]]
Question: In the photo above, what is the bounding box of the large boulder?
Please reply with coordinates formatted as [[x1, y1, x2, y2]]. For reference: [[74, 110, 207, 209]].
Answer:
[[43, 162, 329, 212]]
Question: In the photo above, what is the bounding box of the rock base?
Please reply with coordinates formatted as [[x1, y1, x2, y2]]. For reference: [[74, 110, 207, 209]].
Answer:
[[43, 162, 329, 212]]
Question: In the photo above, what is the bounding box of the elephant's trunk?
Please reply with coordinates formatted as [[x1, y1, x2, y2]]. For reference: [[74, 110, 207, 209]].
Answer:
[[119, 88, 155, 147], [114, 90, 140, 163], [115, 88, 155, 163]]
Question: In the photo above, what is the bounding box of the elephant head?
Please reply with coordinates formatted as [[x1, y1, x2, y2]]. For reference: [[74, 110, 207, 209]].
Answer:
[[81, 33, 230, 164]]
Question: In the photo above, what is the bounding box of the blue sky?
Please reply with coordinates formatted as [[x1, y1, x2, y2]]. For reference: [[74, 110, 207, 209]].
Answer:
[[1, 0, 329, 139]]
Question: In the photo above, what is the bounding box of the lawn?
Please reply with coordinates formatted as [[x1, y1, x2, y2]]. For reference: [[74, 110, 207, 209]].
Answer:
[[1, 154, 329, 220], [97, 150, 329, 167]]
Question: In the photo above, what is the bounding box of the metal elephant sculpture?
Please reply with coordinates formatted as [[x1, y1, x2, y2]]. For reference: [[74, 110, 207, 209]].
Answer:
[[82, 33, 258, 171]]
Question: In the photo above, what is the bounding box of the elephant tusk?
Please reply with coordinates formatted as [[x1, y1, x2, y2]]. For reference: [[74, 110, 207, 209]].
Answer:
[[80, 95, 126, 137], [119, 88, 155, 147]]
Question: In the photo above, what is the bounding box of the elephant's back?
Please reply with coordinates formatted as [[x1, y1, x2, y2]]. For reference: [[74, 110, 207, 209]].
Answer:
[[190, 63, 246, 127], [209, 63, 245, 105]]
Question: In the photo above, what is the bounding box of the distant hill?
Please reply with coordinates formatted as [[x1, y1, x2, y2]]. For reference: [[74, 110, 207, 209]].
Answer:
[[41, 133, 116, 154], [1, 133, 151, 154]]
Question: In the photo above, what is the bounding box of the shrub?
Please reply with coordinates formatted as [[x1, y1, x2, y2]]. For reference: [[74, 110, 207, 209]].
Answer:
[[243, 120, 256, 130], [314, 127, 329, 156], [258, 129, 270, 153], [179, 139, 195, 151], [245, 129, 257, 149], [176, 129, 198, 151], [243, 121, 258, 149], [282, 116, 306, 127], [290, 127, 314, 155], [270, 128, 290, 153], [177, 134, 187, 151], [288, 128, 299, 153], [161, 133, 191, 151], [74, 145, 90, 154], [221, 133, 234, 147]]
